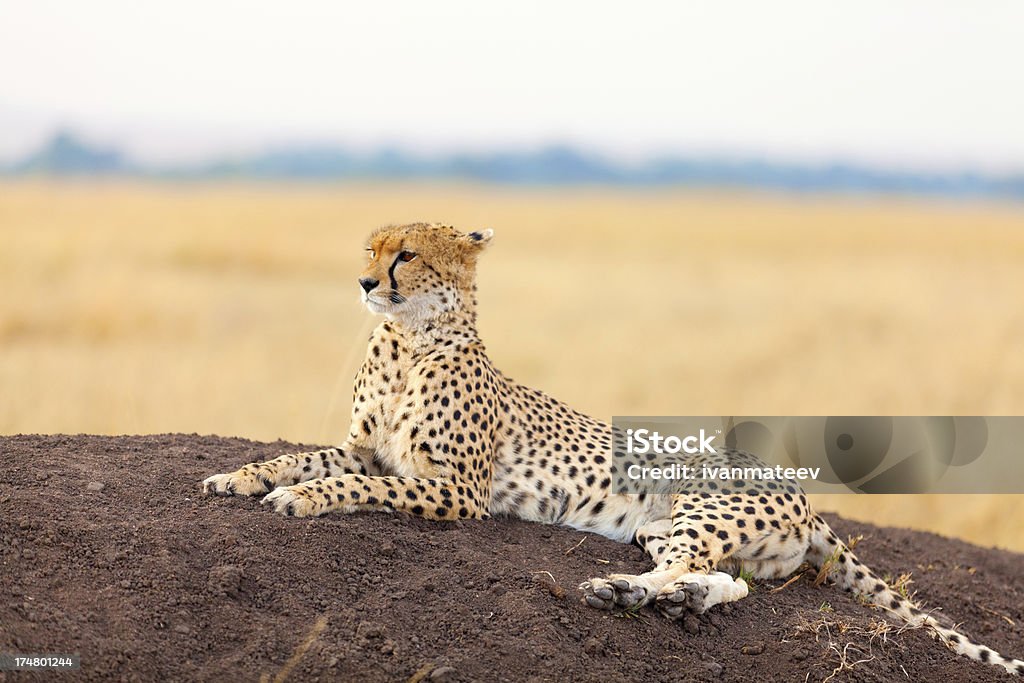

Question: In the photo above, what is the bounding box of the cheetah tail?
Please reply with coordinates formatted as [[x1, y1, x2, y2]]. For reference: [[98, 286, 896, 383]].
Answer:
[[806, 514, 1023, 676]]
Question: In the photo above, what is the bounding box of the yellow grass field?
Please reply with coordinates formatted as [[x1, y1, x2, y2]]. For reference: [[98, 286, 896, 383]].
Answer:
[[1, 181, 1022, 549]]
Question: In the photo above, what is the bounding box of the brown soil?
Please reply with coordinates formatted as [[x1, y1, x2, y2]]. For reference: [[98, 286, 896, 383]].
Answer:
[[1, 434, 1022, 682]]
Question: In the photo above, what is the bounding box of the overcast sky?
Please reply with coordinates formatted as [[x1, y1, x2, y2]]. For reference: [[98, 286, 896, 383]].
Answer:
[[2, 1, 1023, 170]]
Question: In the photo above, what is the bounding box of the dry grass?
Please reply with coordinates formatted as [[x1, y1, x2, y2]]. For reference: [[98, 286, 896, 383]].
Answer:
[[1, 180, 1023, 549], [788, 613, 906, 682]]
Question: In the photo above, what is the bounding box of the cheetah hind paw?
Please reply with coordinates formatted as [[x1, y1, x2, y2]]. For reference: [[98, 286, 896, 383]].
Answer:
[[655, 572, 748, 619], [579, 576, 650, 611]]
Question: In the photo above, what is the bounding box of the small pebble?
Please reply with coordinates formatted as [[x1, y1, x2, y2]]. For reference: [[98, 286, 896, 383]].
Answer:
[[703, 661, 723, 677], [583, 636, 605, 656]]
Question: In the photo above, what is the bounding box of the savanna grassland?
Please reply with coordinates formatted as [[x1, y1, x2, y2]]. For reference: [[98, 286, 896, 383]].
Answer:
[[1, 181, 1022, 549]]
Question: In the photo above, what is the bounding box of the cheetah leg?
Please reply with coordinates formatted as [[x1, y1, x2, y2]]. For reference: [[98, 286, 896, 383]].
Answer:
[[583, 495, 774, 617], [202, 445, 378, 496], [636, 519, 803, 580], [580, 516, 746, 614], [579, 519, 672, 610], [650, 494, 775, 618], [586, 518, 806, 612], [652, 490, 816, 617], [260, 474, 488, 520]]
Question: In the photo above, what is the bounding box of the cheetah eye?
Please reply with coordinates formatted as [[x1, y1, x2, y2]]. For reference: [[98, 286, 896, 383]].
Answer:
[[397, 250, 417, 263], [366, 248, 375, 260]]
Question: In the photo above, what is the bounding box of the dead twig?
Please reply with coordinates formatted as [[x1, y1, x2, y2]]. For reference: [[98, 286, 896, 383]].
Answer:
[[261, 615, 328, 683], [565, 536, 588, 555], [770, 571, 806, 594], [977, 604, 1016, 627], [407, 663, 435, 683]]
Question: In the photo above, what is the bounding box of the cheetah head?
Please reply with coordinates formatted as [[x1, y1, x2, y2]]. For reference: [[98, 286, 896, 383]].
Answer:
[[359, 223, 494, 323]]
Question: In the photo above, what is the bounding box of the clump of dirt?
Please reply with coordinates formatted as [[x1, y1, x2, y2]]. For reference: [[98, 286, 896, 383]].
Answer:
[[1, 434, 1022, 681]]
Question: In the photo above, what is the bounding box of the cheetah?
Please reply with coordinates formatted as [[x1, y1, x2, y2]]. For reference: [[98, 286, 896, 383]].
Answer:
[[203, 222, 1022, 676]]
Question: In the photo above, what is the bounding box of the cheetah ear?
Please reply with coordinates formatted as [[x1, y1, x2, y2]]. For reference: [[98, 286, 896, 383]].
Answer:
[[463, 228, 494, 250]]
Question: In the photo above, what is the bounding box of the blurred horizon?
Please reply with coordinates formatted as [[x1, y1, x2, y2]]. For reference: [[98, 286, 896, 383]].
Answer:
[[5, 129, 1024, 199]]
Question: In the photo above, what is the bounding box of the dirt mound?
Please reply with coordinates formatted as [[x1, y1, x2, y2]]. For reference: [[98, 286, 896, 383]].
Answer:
[[2, 434, 1022, 681]]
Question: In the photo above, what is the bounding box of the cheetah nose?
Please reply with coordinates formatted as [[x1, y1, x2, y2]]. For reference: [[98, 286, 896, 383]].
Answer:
[[359, 277, 380, 293]]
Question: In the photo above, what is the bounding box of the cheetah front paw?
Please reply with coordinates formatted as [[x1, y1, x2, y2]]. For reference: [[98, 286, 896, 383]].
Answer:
[[261, 484, 324, 518], [579, 576, 650, 611], [202, 467, 275, 496], [655, 572, 748, 619]]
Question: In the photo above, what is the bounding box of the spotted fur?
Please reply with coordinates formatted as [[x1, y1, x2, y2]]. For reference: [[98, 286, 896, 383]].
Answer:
[[203, 223, 1022, 676]]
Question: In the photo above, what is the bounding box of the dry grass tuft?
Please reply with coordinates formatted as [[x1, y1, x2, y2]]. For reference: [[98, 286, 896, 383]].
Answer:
[[789, 614, 910, 682]]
